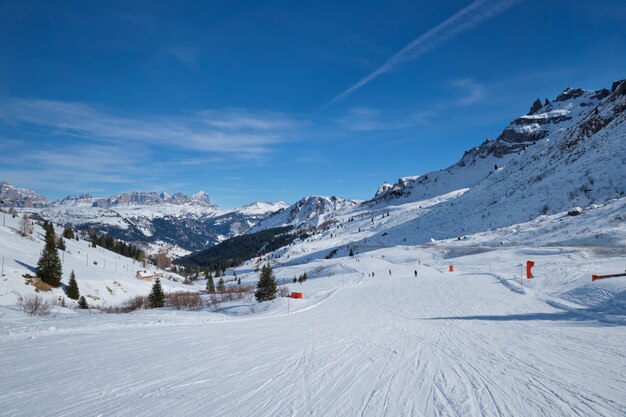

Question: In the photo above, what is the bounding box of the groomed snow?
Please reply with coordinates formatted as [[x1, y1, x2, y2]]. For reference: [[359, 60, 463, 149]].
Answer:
[[1, 237, 624, 416]]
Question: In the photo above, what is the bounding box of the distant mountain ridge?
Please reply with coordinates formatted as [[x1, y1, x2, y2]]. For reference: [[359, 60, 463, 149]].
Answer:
[[0, 183, 288, 254], [54, 190, 214, 208], [252, 195, 360, 231]]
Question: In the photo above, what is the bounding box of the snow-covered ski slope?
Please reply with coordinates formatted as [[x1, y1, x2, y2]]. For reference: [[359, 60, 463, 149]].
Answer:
[[1, 242, 624, 416]]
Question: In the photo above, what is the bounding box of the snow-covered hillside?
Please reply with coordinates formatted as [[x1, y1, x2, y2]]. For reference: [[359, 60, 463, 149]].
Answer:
[[0, 211, 194, 307]]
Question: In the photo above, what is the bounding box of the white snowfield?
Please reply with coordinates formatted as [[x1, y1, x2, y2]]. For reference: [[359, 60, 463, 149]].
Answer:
[[1, 239, 625, 416]]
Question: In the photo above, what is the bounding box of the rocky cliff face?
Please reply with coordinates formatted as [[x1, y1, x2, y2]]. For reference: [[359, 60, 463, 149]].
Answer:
[[371, 81, 623, 206], [55, 190, 214, 208], [0, 182, 48, 208]]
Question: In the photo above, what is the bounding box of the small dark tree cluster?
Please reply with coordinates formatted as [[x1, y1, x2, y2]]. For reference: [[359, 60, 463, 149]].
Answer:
[[37, 222, 63, 287], [65, 270, 80, 300], [77, 296, 89, 309], [90, 233, 145, 261], [255, 264, 277, 302], [149, 278, 165, 308], [62, 227, 75, 239], [217, 277, 225, 292], [206, 273, 215, 293], [297, 272, 308, 284]]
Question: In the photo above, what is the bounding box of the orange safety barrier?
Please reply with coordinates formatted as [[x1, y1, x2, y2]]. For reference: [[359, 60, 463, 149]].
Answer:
[[449, 265, 454, 272], [290, 292, 303, 299], [592, 272, 626, 281], [526, 261, 535, 279]]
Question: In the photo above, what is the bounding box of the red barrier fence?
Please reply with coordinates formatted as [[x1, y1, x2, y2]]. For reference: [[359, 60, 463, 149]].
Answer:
[[592, 271, 626, 282], [290, 292, 303, 299]]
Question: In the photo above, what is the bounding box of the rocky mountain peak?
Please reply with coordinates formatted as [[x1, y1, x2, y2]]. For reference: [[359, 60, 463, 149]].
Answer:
[[0, 181, 48, 208]]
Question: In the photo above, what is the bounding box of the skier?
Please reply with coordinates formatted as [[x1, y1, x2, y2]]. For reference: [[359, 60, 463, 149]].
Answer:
[[414, 270, 417, 277], [388, 269, 392, 276]]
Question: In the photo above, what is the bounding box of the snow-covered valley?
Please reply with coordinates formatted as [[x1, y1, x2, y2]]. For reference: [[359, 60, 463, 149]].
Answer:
[[1, 80, 625, 416]]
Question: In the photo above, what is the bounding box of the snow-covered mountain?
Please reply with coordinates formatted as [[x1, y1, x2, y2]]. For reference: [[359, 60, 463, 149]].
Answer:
[[363, 80, 626, 243], [1, 184, 288, 254], [252, 195, 360, 231], [247, 80, 625, 256], [0, 181, 48, 208]]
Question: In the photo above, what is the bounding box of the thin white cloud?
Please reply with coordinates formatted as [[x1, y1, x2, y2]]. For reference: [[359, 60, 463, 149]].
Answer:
[[323, 0, 522, 109], [452, 78, 485, 105], [336, 107, 437, 131], [0, 98, 301, 158], [165, 45, 200, 71]]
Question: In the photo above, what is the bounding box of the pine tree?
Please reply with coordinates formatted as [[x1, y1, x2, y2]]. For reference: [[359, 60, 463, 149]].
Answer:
[[62, 227, 74, 239], [57, 237, 66, 251], [66, 270, 80, 300], [255, 264, 277, 302], [349, 248, 354, 257], [77, 296, 89, 309], [148, 278, 165, 308], [237, 277, 241, 286], [217, 277, 225, 292], [206, 274, 215, 292], [37, 222, 63, 287]]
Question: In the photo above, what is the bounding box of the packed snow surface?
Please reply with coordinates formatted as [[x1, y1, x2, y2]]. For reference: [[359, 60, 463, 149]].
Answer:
[[1, 237, 625, 416]]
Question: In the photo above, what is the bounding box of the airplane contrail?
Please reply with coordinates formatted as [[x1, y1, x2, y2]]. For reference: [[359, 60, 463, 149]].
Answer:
[[322, 0, 523, 110]]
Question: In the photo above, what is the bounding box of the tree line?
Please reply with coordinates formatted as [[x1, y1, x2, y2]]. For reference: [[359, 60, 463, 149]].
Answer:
[[89, 233, 145, 261], [179, 226, 307, 271]]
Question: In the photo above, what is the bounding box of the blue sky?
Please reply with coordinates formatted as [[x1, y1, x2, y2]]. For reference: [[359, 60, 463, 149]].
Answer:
[[0, 0, 624, 208]]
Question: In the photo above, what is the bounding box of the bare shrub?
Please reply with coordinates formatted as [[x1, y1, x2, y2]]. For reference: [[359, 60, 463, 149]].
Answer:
[[155, 250, 172, 270], [125, 295, 148, 311], [278, 286, 291, 297], [20, 213, 33, 237], [18, 295, 52, 316], [167, 292, 202, 310], [23, 275, 54, 292], [205, 295, 222, 310], [99, 295, 148, 314]]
